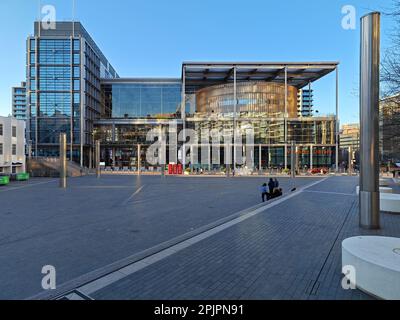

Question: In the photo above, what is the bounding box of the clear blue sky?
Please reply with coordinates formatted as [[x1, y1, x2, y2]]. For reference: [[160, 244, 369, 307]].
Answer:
[[0, 0, 395, 125]]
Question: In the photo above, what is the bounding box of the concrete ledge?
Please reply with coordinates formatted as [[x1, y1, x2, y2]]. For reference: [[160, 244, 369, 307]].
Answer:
[[380, 179, 390, 186], [356, 186, 392, 195], [342, 236, 400, 300], [380, 193, 400, 213]]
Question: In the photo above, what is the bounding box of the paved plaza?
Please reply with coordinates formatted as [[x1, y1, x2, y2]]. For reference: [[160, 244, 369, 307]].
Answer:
[[0, 174, 399, 300]]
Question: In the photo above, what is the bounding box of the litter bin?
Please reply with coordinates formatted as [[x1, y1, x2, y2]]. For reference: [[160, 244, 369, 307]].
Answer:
[[0, 176, 10, 185], [16, 172, 30, 181]]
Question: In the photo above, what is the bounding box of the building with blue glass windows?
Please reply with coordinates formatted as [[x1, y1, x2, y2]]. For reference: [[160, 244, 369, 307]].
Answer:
[[27, 21, 118, 166], [12, 82, 27, 120], [95, 63, 339, 171], [25, 21, 340, 172]]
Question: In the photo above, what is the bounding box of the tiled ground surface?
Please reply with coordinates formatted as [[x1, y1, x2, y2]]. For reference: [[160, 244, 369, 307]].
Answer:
[[0, 175, 319, 299], [91, 177, 400, 300]]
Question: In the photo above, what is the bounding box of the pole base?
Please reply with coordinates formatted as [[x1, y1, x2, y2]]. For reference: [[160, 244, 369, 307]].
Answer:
[[359, 190, 380, 229]]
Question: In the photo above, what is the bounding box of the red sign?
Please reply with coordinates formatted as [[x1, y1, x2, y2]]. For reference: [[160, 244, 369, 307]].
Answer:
[[168, 164, 183, 175]]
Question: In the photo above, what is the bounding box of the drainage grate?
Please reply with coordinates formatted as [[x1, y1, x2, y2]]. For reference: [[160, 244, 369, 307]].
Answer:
[[56, 289, 94, 301]]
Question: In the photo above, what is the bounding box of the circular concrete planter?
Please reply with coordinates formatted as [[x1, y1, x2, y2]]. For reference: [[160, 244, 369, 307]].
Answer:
[[342, 236, 400, 300], [356, 186, 392, 195]]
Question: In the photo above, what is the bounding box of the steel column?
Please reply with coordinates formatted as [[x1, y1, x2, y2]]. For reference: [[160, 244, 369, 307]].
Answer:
[[95, 140, 100, 178], [291, 141, 296, 179], [348, 146, 353, 174], [233, 67, 237, 173], [359, 12, 380, 229], [335, 66, 339, 172], [181, 66, 186, 172], [59, 133, 67, 188], [284, 66, 288, 169], [137, 144, 141, 175]]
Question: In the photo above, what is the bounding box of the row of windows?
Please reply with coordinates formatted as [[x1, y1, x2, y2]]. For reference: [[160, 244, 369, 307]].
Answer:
[[30, 39, 80, 51], [30, 92, 81, 116], [29, 79, 80, 91], [0, 144, 17, 156]]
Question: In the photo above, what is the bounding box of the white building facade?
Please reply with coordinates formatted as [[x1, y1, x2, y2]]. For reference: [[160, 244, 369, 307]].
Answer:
[[0, 116, 26, 175]]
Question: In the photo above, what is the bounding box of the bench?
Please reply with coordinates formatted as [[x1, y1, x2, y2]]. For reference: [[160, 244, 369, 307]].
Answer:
[[380, 193, 400, 213], [342, 236, 400, 299], [379, 179, 390, 186]]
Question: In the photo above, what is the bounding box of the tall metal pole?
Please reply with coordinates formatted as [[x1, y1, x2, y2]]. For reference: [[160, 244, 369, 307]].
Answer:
[[233, 67, 237, 174], [59, 133, 67, 188], [181, 66, 186, 172], [161, 126, 165, 177], [359, 12, 380, 229], [284, 67, 288, 169], [348, 146, 353, 175], [335, 66, 339, 173], [291, 141, 296, 179], [137, 144, 141, 175], [95, 140, 100, 179]]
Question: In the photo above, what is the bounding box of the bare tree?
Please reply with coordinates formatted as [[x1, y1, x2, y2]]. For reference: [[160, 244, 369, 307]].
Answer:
[[381, 1, 400, 163]]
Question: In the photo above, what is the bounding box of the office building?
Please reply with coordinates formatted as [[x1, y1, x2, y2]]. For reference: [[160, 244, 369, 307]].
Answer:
[[339, 123, 359, 150], [297, 89, 313, 117], [12, 82, 27, 120], [26, 21, 118, 166], [0, 116, 26, 175], [94, 62, 339, 170], [23, 21, 339, 171]]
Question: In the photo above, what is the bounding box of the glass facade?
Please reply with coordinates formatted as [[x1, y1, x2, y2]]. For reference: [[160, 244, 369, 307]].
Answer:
[[94, 77, 337, 171], [27, 22, 119, 164], [101, 81, 181, 119], [196, 82, 298, 117], [28, 38, 79, 155]]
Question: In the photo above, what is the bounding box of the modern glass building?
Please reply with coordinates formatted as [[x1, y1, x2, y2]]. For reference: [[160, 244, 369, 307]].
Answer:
[[94, 62, 339, 171], [26, 21, 118, 166], [12, 82, 27, 120], [23, 22, 339, 172], [101, 78, 181, 119]]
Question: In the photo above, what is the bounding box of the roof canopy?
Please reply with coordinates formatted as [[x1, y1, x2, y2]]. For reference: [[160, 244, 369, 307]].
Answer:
[[182, 62, 339, 91]]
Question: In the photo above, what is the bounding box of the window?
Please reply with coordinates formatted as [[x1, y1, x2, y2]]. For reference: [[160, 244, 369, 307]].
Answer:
[[30, 68, 36, 78], [12, 126, 16, 137], [73, 39, 80, 51], [0, 124, 3, 135], [30, 39, 36, 51], [12, 144, 16, 155], [73, 80, 80, 91], [73, 53, 80, 64], [73, 66, 80, 77], [0, 143, 3, 155]]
